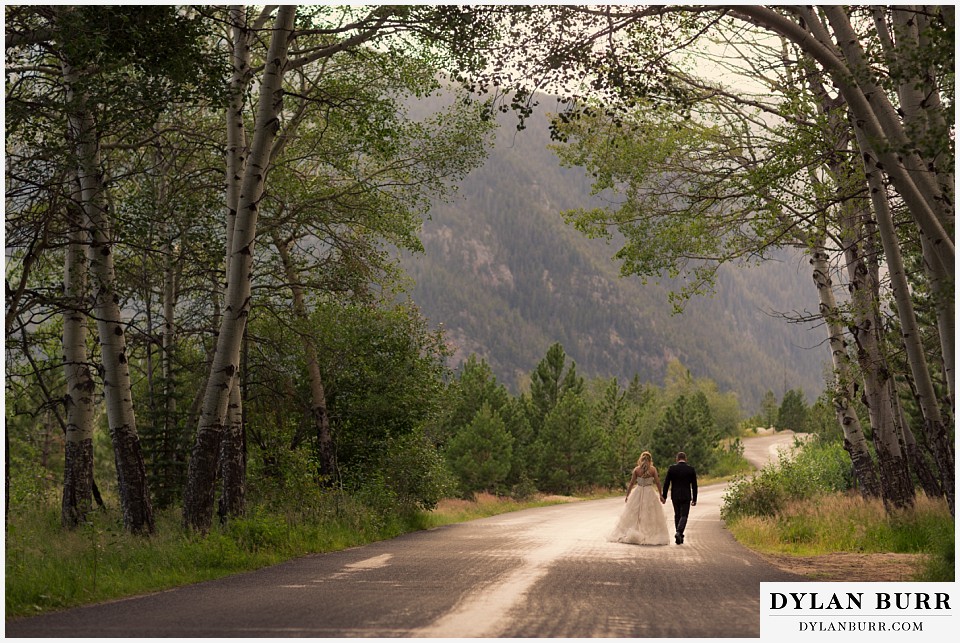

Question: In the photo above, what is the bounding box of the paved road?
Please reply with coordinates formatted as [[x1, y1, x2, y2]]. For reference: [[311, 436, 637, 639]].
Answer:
[[742, 429, 805, 470], [6, 433, 804, 637]]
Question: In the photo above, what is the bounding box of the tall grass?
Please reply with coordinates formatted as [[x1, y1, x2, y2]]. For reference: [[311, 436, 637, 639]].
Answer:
[[728, 494, 952, 555], [5, 496, 401, 618], [5, 492, 570, 619]]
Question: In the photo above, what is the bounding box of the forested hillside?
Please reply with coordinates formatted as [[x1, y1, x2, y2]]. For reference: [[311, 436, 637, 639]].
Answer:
[[401, 109, 828, 411]]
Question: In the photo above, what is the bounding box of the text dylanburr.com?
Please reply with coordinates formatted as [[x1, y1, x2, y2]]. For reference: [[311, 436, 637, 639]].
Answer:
[[761, 582, 955, 638]]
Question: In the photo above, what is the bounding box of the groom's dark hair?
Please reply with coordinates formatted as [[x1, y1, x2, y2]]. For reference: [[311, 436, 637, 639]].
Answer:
[[676, 452, 687, 461]]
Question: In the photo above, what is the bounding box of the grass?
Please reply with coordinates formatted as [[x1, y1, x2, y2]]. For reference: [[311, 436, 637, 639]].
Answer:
[[726, 492, 955, 580], [4, 491, 573, 619]]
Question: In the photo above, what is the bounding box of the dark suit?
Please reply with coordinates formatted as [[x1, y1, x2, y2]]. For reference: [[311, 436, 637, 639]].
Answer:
[[661, 460, 698, 539]]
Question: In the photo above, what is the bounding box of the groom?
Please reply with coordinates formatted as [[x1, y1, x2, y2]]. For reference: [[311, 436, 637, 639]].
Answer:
[[660, 451, 698, 545]]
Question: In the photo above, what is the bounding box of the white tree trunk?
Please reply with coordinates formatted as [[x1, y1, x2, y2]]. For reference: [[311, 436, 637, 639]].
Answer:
[[819, 6, 953, 270], [854, 124, 955, 516], [154, 213, 181, 506], [216, 4, 253, 523], [184, 5, 297, 532], [797, 70, 883, 500], [61, 182, 97, 528], [223, 4, 251, 273], [808, 243, 881, 498], [919, 234, 955, 409], [874, 6, 956, 411], [63, 61, 154, 534]]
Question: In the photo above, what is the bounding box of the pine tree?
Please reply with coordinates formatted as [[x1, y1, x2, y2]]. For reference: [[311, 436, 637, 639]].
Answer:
[[760, 390, 779, 429], [593, 378, 637, 487], [777, 389, 809, 432], [528, 342, 584, 437], [446, 403, 513, 495], [534, 390, 602, 494], [652, 392, 718, 472]]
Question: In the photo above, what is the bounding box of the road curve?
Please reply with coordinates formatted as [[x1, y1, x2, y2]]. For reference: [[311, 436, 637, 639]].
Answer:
[[6, 433, 804, 637], [741, 429, 805, 470]]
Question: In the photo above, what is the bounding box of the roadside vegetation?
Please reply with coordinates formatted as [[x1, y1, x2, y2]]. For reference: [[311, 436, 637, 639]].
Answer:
[[4, 491, 572, 619], [722, 435, 954, 582]]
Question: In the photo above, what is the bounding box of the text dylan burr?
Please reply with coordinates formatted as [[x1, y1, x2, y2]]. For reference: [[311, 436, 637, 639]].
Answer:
[[770, 592, 951, 611]]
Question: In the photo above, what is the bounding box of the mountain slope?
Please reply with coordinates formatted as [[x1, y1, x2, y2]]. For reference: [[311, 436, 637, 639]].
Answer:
[[400, 109, 828, 411]]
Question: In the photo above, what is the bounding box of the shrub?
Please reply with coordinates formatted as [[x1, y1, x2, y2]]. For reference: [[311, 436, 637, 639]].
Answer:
[[721, 436, 853, 520], [381, 429, 456, 511], [508, 474, 538, 501], [722, 472, 784, 520], [245, 441, 327, 515]]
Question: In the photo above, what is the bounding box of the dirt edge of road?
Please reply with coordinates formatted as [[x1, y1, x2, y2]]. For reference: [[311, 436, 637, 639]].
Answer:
[[756, 551, 929, 582]]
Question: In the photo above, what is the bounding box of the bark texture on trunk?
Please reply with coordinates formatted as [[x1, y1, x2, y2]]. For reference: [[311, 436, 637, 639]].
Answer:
[[838, 200, 915, 510], [61, 191, 97, 527], [64, 61, 154, 534], [808, 244, 881, 498], [184, 6, 296, 532], [893, 383, 943, 499], [218, 382, 246, 520], [854, 124, 955, 516]]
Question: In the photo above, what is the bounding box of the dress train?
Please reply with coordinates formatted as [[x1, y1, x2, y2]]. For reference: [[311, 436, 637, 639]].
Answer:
[[607, 477, 670, 545]]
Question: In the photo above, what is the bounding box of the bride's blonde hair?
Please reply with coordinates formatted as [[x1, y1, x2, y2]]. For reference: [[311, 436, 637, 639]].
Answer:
[[637, 451, 653, 476]]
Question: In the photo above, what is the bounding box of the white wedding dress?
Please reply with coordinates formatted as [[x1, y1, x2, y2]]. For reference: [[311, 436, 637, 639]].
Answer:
[[608, 476, 670, 545]]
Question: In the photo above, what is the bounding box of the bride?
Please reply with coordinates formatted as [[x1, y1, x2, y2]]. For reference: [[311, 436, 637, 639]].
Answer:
[[608, 451, 670, 545]]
